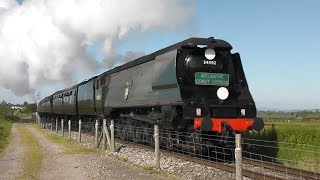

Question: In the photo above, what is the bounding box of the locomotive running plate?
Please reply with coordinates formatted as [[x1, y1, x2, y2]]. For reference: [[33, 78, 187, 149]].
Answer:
[[195, 72, 229, 86]]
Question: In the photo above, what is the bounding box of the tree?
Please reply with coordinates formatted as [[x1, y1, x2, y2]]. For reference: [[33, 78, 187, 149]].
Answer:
[[23, 103, 37, 113]]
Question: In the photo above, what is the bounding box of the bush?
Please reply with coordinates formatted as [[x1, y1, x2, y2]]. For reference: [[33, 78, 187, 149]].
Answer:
[[0, 119, 13, 155], [22, 103, 37, 113], [0, 104, 14, 118]]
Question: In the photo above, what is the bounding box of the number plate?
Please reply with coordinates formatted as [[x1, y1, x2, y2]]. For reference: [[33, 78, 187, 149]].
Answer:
[[195, 72, 229, 86]]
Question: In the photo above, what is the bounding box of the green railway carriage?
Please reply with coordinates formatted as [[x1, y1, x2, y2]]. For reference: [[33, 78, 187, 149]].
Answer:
[[38, 96, 52, 114], [52, 90, 64, 115], [95, 73, 109, 116], [51, 86, 77, 115], [62, 86, 78, 116], [77, 77, 97, 116]]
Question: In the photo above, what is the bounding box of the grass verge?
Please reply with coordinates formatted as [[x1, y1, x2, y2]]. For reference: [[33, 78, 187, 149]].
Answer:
[[134, 162, 176, 179], [17, 124, 43, 179], [243, 120, 320, 171], [34, 125, 97, 154], [0, 118, 13, 156]]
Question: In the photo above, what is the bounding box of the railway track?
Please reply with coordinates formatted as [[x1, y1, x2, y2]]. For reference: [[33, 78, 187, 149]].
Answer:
[[160, 151, 285, 180], [243, 158, 320, 179], [168, 149, 320, 179], [167, 141, 320, 179], [115, 138, 298, 180]]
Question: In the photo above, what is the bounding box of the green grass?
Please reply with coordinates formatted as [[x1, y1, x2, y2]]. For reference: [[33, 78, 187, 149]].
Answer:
[[258, 110, 320, 119], [243, 120, 320, 171], [17, 124, 43, 179], [0, 118, 13, 156], [0, 104, 14, 118], [34, 125, 97, 154], [274, 122, 320, 171], [134, 163, 175, 178]]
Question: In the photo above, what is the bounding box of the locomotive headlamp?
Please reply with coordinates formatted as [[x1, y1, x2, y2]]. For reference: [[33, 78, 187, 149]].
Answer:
[[204, 48, 216, 60], [196, 108, 201, 116], [241, 108, 246, 116], [217, 87, 229, 100]]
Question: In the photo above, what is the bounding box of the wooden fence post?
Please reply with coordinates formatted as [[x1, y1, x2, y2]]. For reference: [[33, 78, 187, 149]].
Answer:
[[154, 124, 160, 169], [235, 134, 243, 180], [78, 119, 82, 142], [61, 119, 64, 137], [68, 120, 71, 139], [110, 119, 115, 152], [95, 120, 99, 146], [103, 119, 106, 150]]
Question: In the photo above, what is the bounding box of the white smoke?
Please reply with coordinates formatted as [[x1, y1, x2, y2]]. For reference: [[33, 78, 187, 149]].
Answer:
[[0, 0, 194, 97]]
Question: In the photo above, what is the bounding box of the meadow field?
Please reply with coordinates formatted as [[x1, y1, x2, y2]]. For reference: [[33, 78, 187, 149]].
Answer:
[[244, 111, 320, 171]]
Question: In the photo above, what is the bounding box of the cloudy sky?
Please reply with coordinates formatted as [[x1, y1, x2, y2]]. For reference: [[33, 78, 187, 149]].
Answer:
[[0, 0, 319, 110]]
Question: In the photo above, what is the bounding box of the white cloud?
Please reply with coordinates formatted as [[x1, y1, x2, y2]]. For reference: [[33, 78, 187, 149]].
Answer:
[[0, 0, 194, 97]]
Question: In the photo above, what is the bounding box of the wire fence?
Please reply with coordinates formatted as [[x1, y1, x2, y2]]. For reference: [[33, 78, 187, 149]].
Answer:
[[263, 118, 320, 124], [34, 115, 320, 179]]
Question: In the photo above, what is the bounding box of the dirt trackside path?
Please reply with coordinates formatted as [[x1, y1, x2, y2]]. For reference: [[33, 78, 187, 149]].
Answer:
[[26, 125, 87, 179], [28, 124, 169, 180], [0, 124, 24, 179], [1, 124, 170, 180]]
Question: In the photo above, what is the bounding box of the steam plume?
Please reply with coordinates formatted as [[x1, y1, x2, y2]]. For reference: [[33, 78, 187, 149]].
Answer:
[[0, 0, 193, 97]]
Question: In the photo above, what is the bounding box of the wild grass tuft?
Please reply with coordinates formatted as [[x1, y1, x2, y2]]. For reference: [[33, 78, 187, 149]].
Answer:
[[17, 124, 43, 179], [34, 125, 97, 154], [0, 118, 12, 156]]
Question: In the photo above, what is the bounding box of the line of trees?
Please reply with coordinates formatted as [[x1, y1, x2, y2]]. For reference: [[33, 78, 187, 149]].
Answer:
[[0, 101, 37, 117]]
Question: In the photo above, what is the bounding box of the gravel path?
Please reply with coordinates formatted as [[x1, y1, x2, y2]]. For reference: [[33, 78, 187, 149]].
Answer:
[[0, 124, 24, 180], [1, 123, 171, 180], [51, 127, 244, 180]]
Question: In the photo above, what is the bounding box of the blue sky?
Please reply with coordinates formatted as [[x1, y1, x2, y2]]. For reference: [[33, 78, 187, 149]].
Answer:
[[1, 0, 320, 110], [117, 1, 320, 109]]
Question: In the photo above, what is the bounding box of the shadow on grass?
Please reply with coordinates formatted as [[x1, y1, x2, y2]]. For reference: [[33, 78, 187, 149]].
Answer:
[[242, 126, 279, 162]]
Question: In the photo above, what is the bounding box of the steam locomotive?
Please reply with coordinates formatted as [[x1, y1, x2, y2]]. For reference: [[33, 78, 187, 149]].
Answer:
[[38, 37, 263, 147]]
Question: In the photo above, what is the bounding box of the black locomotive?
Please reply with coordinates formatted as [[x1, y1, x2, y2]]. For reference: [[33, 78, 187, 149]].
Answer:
[[38, 37, 263, 146]]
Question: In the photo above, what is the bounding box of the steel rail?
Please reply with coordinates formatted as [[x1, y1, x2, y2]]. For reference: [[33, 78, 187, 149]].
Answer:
[[161, 151, 286, 180], [243, 158, 320, 180]]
